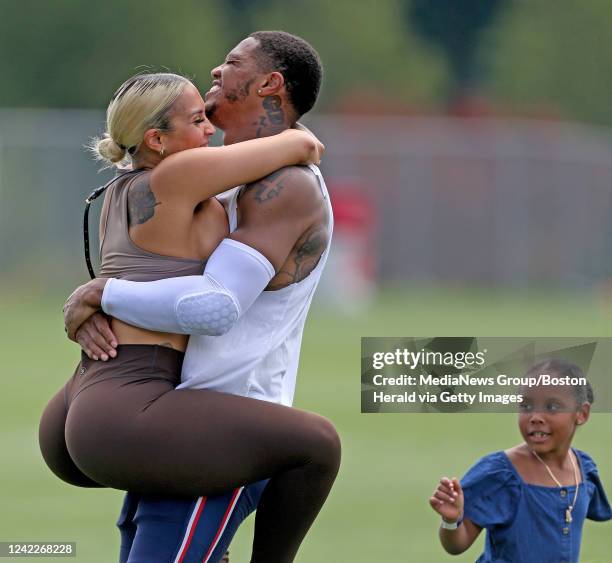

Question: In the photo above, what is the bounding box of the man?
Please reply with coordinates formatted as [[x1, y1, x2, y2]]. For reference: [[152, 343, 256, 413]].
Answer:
[[64, 31, 334, 562]]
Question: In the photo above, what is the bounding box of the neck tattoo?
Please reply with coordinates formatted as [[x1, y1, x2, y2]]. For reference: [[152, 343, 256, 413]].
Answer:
[[531, 449, 580, 523], [255, 96, 286, 137]]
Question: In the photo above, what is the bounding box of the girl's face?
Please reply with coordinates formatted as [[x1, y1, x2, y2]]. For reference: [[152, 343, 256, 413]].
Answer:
[[518, 384, 590, 456]]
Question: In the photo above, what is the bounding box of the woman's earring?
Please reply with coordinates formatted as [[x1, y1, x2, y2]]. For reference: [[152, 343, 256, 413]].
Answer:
[[257, 89, 262, 95], [160, 147, 164, 157]]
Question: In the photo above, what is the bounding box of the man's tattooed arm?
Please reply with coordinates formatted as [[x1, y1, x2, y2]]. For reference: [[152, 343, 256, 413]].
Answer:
[[244, 168, 291, 203], [267, 222, 328, 289], [127, 177, 161, 226], [233, 165, 329, 290]]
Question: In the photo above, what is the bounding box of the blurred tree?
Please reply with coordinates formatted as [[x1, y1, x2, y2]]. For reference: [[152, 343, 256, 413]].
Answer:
[[221, 0, 262, 42], [403, 0, 505, 104], [483, 0, 612, 126], [246, 0, 447, 111], [0, 0, 227, 108], [0, 0, 447, 112], [3, 0, 612, 126]]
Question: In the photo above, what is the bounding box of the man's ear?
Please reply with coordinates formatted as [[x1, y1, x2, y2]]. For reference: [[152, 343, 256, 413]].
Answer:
[[142, 128, 163, 153], [257, 72, 285, 96]]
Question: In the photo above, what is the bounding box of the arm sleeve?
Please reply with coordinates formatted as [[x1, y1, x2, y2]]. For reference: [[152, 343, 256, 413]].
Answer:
[[101, 239, 275, 336], [461, 452, 521, 529], [576, 450, 612, 521]]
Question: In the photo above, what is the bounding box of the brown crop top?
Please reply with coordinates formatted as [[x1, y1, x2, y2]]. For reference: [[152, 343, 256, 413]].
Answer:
[[98, 170, 205, 281]]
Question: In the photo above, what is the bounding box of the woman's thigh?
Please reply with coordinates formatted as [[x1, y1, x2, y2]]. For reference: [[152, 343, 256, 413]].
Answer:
[[66, 378, 339, 496]]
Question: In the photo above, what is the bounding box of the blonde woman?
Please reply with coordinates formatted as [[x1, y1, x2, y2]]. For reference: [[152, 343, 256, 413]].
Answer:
[[40, 69, 339, 563]]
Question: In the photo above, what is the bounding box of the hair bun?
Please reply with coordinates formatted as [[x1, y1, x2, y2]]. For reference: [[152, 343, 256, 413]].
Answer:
[[94, 135, 126, 164]]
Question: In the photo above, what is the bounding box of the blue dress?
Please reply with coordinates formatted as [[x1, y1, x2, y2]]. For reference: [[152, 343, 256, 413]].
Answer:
[[461, 449, 612, 563]]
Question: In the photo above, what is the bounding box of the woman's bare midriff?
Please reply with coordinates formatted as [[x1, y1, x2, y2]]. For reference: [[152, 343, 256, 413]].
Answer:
[[111, 318, 188, 352]]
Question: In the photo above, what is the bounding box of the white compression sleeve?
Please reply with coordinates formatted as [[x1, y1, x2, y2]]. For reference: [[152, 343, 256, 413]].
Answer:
[[101, 239, 275, 336]]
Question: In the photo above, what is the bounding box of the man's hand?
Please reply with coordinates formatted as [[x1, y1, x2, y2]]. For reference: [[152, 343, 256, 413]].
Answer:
[[75, 312, 118, 361], [63, 278, 109, 341]]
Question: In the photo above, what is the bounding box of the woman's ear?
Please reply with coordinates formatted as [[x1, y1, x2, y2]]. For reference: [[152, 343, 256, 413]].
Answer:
[[142, 128, 163, 153], [257, 71, 285, 96]]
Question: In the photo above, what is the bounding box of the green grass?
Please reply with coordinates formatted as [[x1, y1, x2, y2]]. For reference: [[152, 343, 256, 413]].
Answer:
[[1, 287, 611, 562]]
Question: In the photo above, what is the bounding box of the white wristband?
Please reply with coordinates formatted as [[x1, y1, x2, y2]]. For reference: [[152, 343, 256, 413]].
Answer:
[[440, 518, 462, 530]]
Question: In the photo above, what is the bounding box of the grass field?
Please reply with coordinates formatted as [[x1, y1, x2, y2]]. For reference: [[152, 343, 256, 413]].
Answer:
[[1, 287, 611, 562]]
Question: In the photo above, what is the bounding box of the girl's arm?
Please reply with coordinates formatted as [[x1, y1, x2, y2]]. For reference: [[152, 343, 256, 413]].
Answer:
[[151, 129, 323, 207], [430, 477, 482, 555], [438, 517, 481, 555]]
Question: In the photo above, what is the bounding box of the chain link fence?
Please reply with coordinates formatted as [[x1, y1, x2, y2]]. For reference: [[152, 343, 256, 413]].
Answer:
[[2, 109, 612, 292]]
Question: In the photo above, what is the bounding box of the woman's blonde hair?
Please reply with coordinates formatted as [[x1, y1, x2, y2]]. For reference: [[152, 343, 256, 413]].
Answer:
[[90, 72, 191, 166]]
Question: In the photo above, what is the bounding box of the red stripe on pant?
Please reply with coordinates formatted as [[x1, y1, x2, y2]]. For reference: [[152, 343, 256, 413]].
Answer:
[[175, 497, 207, 563], [202, 488, 243, 563]]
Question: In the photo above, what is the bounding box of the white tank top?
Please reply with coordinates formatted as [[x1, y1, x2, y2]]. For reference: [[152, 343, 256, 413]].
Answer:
[[177, 165, 333, 406]]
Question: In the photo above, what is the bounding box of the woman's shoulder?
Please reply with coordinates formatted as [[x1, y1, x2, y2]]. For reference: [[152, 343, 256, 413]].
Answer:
[[108, 168, 151, 197]]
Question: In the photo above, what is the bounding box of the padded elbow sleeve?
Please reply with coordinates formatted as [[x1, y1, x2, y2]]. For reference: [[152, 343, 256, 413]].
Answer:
[[176, 239, 274, 335], [175, 286, 239, 336], [101, 239, 274, 336]]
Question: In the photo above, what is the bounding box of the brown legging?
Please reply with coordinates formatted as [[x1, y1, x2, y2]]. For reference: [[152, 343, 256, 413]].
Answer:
[[39, 345, 341, 563]]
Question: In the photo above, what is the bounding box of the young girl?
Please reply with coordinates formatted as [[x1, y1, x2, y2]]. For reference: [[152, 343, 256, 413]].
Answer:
[[429, 358, 612, 563]]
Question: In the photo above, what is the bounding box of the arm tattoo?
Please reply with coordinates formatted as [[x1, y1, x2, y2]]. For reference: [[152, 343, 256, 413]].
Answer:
[[128, 178, 161, 226], [244, 169, 290, 204], [242, 166, 328, 289], [268, 224, 328, 290]]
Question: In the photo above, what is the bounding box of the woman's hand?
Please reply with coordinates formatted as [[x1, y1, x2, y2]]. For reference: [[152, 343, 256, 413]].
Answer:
[[429, 477, 464, 524], [283, 128, 325, 166], [305, 134, 325, 165]]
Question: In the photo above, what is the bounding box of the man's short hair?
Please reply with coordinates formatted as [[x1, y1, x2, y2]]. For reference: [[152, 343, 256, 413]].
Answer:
[[249, 31, 322, 118]]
